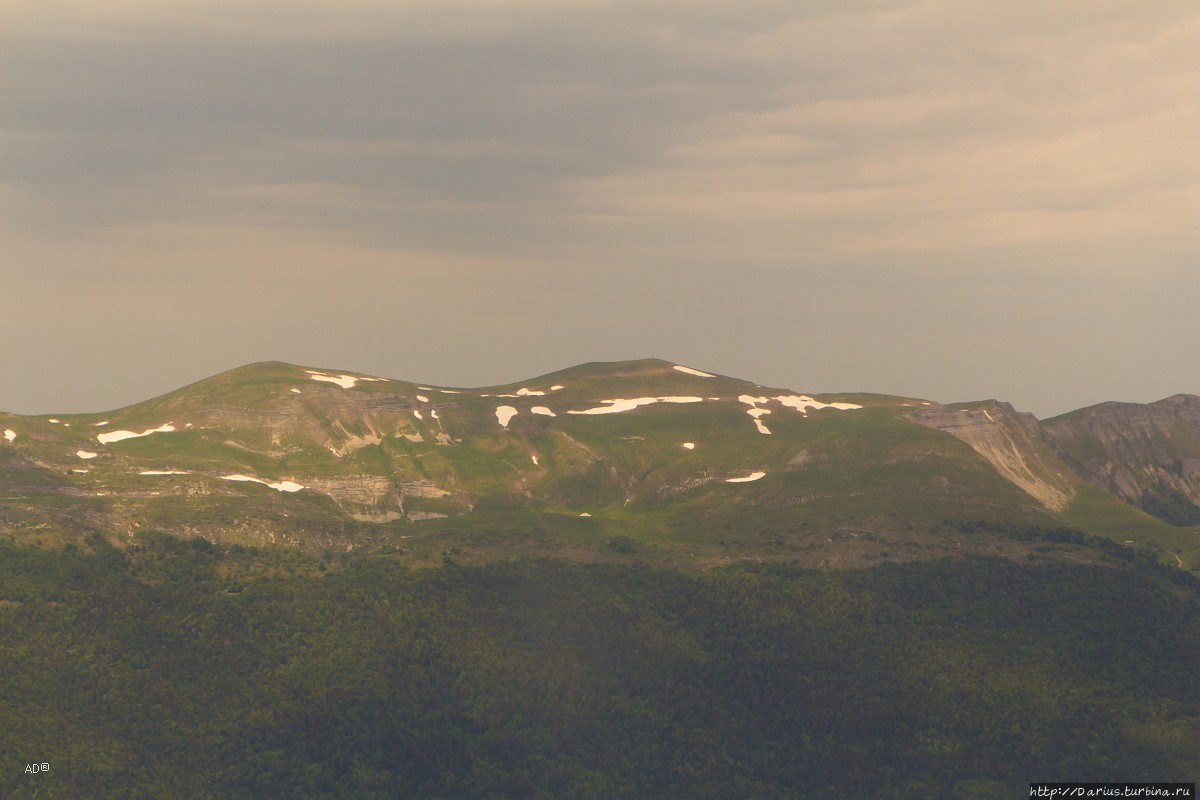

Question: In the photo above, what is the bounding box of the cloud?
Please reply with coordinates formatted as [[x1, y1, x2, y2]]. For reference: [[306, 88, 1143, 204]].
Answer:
[[0, 0, 1196, 415]]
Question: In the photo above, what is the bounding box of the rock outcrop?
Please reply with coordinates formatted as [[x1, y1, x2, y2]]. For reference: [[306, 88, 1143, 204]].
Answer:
[[1041, 394, 1200, 525], [905, 402, 1076, 511]]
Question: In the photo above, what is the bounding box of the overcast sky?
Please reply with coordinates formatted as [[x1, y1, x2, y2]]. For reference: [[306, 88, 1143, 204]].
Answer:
[[2, 0, 1196, 417]]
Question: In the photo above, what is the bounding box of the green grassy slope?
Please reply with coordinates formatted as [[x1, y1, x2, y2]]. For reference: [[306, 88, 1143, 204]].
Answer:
[[0, 359, 1194, 573]]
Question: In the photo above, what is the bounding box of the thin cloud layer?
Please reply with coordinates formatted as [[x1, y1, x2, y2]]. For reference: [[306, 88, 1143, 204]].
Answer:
[[1, 1, 1196, 415]]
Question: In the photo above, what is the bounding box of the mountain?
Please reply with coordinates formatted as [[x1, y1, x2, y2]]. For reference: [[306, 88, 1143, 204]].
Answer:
[[1, 359, 1196, 571], [1042, 394, 1200, 526]]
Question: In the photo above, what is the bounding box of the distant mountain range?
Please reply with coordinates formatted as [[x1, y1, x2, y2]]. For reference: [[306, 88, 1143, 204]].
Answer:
[[2, 359, 1196, 570]]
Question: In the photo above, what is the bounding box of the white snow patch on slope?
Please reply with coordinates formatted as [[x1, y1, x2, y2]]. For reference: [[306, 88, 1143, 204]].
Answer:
[[568, 396, 704, 415], [430, 409, 439, 420], [76, 450, 98, 459], [983, 410, 995, 422], [440, 389, 462, 394], [530, 406, 556, 417], [739, 394, 859, 433], [93, 420, 110, 426], [72, 469, 89, 474], [413, 409, 424, 420], [97, 424, 175, 444], [726, 471, 766, 483], [738, 396, 773, 434], [550, 385, 564, 391], [579, 513, 592, 517], [140, 470, 190, 475], [673, 365, 715, 378], [774, 395, 862, 414], [496, 406, 518, 428], [3, 430, 14, 442], [290, 389, 301, 394], [305, 370, 386, 389], [417, 395, 430, 402], [221, 474, 304, 492], [516, 387, 545, 396], [48, 418, 60, 424], [531, 455, 539, 465], [682, 442, 695, 450]]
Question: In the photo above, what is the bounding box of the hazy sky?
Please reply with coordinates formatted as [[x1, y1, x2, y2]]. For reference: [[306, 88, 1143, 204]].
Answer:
[[2, 0, 1196, 417]]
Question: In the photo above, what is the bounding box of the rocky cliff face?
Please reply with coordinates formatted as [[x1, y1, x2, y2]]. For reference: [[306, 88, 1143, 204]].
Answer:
[[904, 402, 1077, 511], [1041, 394, 1200, 525]]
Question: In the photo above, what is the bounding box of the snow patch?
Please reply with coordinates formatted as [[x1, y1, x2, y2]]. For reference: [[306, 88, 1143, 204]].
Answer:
[[305, 370, 386, 389], [531, 455, 539, 465], [496, 406, 518, 428], [140, 470, 190, 476], [726, 471, 766, 483], [76, 450, 98, 459], [440, 389, 462, 394], [430, 409, 439, 420], [93, 420, 111, 426], [567, 396, 704, 415], [682, 442, 695, 450], [774, 395, 862, 414], [516, 387, 545, 396], [97, 423, 175, 444], [48, 418, 60, 424], [530, 406, 556, 417], [71, 469, 89, 474], [738, 396, 774, 434], [579, 513, 592, 517], [416, 395, 430, 403], [3, 430, 14, 443], [550, 385, 564, 391], [413, 409, 424, 420], [738, 394, 859, 433], [403, 433, 424, 443], [673, 365, 715, 378], [221, 474, 304, 493], [983, 410, 995, 423], [290, 389, 301, 394]]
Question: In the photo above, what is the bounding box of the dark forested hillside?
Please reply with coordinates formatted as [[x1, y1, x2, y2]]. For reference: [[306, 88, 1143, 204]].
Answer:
[[1, 535, 1196, 799]]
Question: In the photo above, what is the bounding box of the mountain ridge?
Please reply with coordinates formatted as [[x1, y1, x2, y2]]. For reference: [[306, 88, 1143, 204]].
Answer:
[[1, 359, 1196, 572]]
